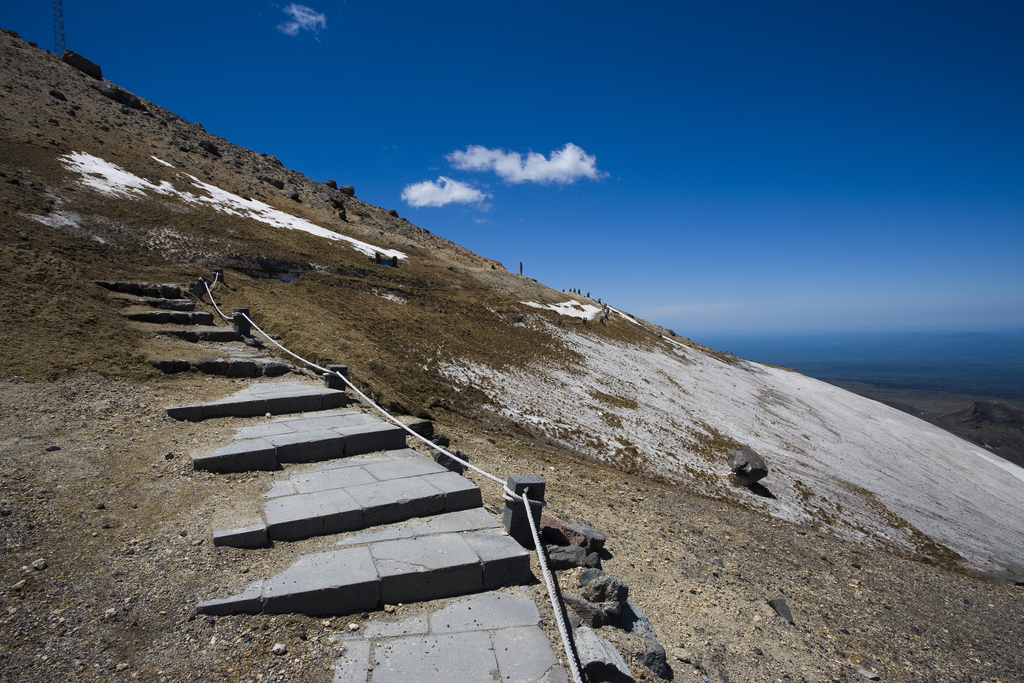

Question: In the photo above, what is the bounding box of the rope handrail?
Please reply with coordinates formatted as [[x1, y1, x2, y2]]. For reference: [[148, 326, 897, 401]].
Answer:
[[200, 278, 584, 682]]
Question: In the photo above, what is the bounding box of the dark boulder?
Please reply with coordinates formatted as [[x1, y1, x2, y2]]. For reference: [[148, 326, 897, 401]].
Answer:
[[90, 81, 145, 110], [338, 185, 355, 197], [198, 140, 220, 156], [727, 445, 768, 486], [637, 641, 673, 680], [285, 187, 300, 201], [62, 50, 102, 79], [326, 179, 337, 189]]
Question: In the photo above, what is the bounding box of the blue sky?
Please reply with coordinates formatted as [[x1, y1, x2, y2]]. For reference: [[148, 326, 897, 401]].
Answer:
[[5, 1, 1022, 336]]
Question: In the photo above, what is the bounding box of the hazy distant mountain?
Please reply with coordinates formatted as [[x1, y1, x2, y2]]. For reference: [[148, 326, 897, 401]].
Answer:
[[931, 402, 1024, 469]]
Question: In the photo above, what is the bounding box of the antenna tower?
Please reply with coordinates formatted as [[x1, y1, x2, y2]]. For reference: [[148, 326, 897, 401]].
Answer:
[[53, 0, 65, 55]]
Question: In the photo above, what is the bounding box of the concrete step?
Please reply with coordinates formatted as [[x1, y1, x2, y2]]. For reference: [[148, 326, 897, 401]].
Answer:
[[198, 526, 531, 617], [151, 356, 294, 377], [125, 309, 214, 325], [330, 591, 567, 683], [96, 280, 182, 298], [213, 453, 483, 545], [167, 381, 352, 423], [157, 327, 243, 343]]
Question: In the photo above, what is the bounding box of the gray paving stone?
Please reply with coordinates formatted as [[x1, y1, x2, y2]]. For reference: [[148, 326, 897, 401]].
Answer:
[[281, 413, 365, 432], [203, 397, 268, 419], [492, 625, 563, 683], [338, 422, 407, 456], [331, 637, 371, 683], [264, 389, 327, 414], [192, 438, 277, 473], [364, 613, 428, 638], [213, 522, 268, 548], [370, 631, 498, 683], [265, 489, 362, 540], [371, 534, 482, 605], [407, 507, 500, 537], [266, 429, 345, 463], [429, 592, 541, 634], [362, 457, 447, 481], [346, 478, 445, 527], [262, 547, 380, 616], [197, 581, 263, 616], [166, 404, 204, 422], [234, 421, 297, 440], [319, 452, 413, 471], [264, 480, 298, 499], [335, 525, 414, 547], [420, 472, 482, 511], [289, 465, 377, 494], [462, 529, 533, 590]]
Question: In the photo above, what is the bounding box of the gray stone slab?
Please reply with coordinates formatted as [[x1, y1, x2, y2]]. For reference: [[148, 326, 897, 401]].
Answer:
[[283, 413, 377, 432], [331, 637, 371, 683], [420, 472, 482, 512], [370, 631, 497, 683], [407, 507, 500, 537], [203, 397, 269, 419], [319, 453, 403, 471], [362, 457, 447, 482], [234, 421, 297, 440], [335, 525, 415, 547], [346, 478, 446, 528], [429, 592, 541, 634], [243, 381, 310, 395], [290, 466, 377, 494], [364, 613, 428, 638], [262, 547, 380, 616], [197, 581, 263, 616], [371, 534, 482, 605], [266, 429, 346, 463], [492, 625, 563, 683], [197, 329, 244, 343], [463, 529, 533, 590], [166, 404, 204, 422], [265, 489, 363, 540], [192, 438, 278, 473], [213, 522, 268, 548], [338, 423, 407, 456], [264, 480, 298, 499], [265, 389, 326, 415]]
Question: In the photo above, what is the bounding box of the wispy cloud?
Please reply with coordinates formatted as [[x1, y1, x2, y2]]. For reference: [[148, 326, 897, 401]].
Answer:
[[401, 176, 490, 208], [447, 143, 607, 185], [277, 4, 327, 36]]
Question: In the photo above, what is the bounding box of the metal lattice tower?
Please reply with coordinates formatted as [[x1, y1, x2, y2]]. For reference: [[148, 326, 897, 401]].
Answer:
[[53, 0, 65, 55]]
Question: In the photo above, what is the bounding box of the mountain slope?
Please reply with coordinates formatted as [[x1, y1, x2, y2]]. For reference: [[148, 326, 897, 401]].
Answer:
[[2, 27, 1023, 681]]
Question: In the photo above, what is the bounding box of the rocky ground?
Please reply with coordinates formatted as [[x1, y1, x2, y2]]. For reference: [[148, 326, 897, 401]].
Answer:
[[1, 372, 1022, 682], [1, 27, 1022, 683]]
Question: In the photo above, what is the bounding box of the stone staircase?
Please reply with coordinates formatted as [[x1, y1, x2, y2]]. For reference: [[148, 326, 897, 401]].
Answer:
[[171, 382, 537, 624], [112, 273, 573, 680]]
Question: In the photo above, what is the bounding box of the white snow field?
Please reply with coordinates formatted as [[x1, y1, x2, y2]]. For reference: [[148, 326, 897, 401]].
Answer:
[[442, 316, 1024, 582], [59, 152, 405, 260]]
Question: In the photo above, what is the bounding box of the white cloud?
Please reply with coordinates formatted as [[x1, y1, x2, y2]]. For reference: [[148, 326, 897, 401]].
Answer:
[[401, 176, 490, 208], [277, 4, 327, 36], [446, 143, 606, 185]]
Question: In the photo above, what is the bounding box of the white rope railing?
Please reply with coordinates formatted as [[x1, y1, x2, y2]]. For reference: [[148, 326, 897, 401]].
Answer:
[[200, 278, 584, 683]]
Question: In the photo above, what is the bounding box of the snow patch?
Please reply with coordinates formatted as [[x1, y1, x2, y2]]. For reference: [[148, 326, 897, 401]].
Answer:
[[151, 155, 175, 168], [440, 331, 1024, 581], [59, 152, 405, 260], [523, 300, 603, 320]]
